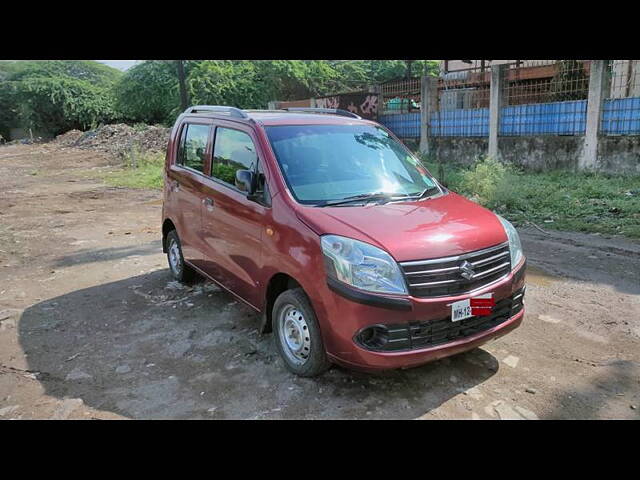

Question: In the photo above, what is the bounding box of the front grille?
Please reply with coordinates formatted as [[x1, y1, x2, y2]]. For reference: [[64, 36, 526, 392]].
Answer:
[[400, 242, 511, 298], [356, 288, 525, 352]]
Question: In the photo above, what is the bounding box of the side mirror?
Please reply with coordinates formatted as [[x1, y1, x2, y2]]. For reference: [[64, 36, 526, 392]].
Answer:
[[235, 169, 255, 193]]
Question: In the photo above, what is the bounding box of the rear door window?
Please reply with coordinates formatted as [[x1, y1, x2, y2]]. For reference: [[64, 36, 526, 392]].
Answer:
[[177, 124, 210, 173], [211, 127, 258, 186]]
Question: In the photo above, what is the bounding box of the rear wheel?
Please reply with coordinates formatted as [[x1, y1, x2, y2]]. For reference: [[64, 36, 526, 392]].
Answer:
[[273, 288, 330, 377], [166, 230, 196, 283]]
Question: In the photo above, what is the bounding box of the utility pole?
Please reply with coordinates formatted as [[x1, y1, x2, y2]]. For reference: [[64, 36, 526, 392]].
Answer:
[[175, 60, 189, 111]]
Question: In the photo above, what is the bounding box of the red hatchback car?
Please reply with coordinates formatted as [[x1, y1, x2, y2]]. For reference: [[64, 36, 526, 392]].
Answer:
[[162, 106, 526, 377]]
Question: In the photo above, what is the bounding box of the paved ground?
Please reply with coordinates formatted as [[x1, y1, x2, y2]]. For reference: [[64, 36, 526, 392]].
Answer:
[[1, 143, 639, 420]]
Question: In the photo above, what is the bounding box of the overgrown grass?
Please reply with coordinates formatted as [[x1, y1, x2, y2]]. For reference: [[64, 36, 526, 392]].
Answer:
[[104, 150, 164, 190], [422, 156, 640, 239]]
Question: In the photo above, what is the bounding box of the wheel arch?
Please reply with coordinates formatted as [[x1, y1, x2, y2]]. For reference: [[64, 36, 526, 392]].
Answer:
[[162, 218, 177, 253], [261, 272, 303, 334]]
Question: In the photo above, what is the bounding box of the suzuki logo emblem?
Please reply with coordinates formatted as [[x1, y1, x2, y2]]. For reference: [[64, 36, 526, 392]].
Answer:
[[460, 261, 475, 280]]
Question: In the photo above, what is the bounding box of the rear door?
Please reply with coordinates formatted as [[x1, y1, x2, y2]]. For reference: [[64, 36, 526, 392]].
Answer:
[[166, 120, 213, 270], [200, 123, 270, 308]]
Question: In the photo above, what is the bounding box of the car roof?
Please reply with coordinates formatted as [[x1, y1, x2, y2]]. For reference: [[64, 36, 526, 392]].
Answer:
[[181, 107, 376, 127], [246, 111, 376, 126]]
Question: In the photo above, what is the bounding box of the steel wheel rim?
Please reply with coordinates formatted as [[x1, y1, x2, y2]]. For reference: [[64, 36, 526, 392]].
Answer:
[[168, 239, 182, 275], [278, 304, 311, 366]]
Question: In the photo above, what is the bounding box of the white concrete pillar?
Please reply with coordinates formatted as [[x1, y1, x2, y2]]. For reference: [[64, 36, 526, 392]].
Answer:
[[488, 64, 507, 159], [419, 75, 438, 155], [581, 60, 610, 170]]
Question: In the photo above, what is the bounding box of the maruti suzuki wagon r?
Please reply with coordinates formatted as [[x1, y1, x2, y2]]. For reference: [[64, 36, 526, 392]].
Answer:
[[162, 105, 526, 377]]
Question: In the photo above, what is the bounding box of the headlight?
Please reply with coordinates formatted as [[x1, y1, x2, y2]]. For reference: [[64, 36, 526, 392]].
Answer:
[[321, 235, 407, 295], [497, 216, 524, 269]]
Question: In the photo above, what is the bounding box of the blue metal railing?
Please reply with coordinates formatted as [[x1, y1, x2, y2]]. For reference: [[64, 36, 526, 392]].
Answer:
[[601, 97, 640, 135], [378, 113, 420, 138], [378, 97, 640, 139], [500, 100, 587, 136], [431, 108, 489, 137]]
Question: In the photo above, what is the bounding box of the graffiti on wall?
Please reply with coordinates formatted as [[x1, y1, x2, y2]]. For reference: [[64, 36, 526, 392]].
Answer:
[[315, 96, 339, 109], [315, 92, 379, 119]]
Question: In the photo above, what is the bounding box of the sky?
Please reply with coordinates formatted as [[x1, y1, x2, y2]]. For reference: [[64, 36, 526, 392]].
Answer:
[[95, 60, 138, 71]]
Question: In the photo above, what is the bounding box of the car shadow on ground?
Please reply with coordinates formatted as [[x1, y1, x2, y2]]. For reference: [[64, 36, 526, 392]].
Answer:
[[52, 240, 162, 268], [18, 270, 499, 419]]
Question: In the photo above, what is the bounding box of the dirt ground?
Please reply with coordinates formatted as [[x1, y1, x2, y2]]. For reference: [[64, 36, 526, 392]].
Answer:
[[1, 143, 639, 420]]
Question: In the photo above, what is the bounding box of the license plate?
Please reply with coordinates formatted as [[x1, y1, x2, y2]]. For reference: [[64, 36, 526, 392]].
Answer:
[[451, 293, 495, 322], [451, 299, 472, 322]]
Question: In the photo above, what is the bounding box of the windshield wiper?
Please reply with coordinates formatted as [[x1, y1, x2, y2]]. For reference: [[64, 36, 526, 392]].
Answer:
[[316, 187, 440, 208], [405, 186, 441, 200], [317, 192, 399, 207]]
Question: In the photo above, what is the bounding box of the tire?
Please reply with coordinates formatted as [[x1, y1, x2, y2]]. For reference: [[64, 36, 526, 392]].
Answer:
[[166, 230, 197, 283], [273, 288, 331, 377]]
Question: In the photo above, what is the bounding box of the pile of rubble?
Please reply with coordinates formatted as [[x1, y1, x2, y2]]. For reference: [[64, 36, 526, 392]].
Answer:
[[54, 129, 83, 145], [54, 123, 171, 158]]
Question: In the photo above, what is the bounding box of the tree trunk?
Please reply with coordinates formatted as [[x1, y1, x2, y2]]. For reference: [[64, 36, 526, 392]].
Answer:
[[406, 60, 414, 79], [175, 60, 189, 111]]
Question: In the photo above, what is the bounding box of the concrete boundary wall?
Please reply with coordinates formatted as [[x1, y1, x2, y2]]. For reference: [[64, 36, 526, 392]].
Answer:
[[431, 135, 640, 174], [416, 61, 639, 174]]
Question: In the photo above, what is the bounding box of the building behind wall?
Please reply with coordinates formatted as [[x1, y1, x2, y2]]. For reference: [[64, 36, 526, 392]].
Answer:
[[377, 60, 640, 173], [442, 60, 640, 103]]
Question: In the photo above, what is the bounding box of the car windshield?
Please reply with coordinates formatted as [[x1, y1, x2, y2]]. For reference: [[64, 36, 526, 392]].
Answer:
[[265, 124, 440, 205]]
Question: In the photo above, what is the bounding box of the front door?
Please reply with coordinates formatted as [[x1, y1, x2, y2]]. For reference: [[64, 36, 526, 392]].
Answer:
[[200, 124, 269, 308]]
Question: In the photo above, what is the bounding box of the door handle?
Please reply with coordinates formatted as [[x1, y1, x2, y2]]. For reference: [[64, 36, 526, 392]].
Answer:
[[203, 197, 215, 208], [170, 180, 180, 192]]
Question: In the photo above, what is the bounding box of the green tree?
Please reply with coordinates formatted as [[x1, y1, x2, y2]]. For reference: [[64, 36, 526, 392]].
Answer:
[[332, 60, 439, 84], [111, 59, 442, 127], [114, 60, 184, 124], [12, 76, 117, 134], [187, 60, 261, 108], [0, 60, 121, 138], [187, 60, 344, 108], [0, 82, 16, 139], [7, 60, 121, 87]]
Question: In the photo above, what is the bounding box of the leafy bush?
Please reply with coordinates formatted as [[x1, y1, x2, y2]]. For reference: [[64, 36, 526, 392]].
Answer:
[[421, 155, 640, 238], [458, 156, 514, 208]]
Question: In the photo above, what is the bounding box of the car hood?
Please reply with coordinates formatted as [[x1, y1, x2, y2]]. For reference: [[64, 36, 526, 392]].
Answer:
[[295, 192, 508, 262]]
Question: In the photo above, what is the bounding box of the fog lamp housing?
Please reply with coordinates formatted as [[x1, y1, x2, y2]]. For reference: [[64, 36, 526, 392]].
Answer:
[[356, 325, 390, 350]]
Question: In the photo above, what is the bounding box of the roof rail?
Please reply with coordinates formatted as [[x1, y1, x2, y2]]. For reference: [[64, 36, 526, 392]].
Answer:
[[184, 105, 249, 119], [283, 107, 361, 120]]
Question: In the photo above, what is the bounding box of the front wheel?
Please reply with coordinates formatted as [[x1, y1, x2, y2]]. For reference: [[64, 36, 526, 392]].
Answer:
[[273, 288, 331, 377]]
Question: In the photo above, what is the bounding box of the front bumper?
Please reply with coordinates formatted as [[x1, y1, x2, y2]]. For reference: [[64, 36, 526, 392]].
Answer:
[[318, 259, 526, 371]]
